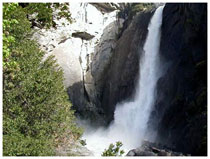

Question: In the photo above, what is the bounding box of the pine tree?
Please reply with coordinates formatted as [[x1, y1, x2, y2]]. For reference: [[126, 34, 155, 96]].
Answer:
[[3, 3, 82, 156]]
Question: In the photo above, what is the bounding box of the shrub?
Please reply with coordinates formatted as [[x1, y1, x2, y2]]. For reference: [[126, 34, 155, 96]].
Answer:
[[80, 139, 87, 146], [101, 141, 125, 156]]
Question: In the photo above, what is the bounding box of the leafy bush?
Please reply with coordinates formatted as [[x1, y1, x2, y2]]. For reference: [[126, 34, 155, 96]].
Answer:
[[3, 3, 82, 156], [23, 3, 72, 28], [80, 139, 87, 146], [101, 141, 125, 156]]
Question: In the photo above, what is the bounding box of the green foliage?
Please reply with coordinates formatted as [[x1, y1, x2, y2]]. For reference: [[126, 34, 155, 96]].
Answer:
[[102, 141, 125, 156], [23, 3, 72, 28], [3, 3, 31, 68], [3, 3, 82, 156], [80, 139, 87, 146]]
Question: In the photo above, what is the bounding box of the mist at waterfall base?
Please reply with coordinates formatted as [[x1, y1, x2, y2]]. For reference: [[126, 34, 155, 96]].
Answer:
[[81, 6, 164, 156]]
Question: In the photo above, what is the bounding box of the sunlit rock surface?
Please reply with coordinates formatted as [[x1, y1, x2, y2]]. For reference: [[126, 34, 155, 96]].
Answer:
[[32, 3, 123, 126], [32, 3, 123, 87]]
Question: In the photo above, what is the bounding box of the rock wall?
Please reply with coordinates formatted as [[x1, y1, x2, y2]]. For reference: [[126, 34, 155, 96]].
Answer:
[[33, 2, 156, 126], [32, 3, 124, 125], [33, 3, 156, 126], [75, 5, 156, 125], [148, 3, 207, 155], [101, 10, 154, 122], [33, 3, 122, 87]]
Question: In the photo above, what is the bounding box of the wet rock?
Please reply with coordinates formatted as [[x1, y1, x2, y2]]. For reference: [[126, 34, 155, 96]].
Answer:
[[158, 150, 171, 156], [126, 150, 135, 156], [134, 149, 157, 156], [126, 141, 188, 156]]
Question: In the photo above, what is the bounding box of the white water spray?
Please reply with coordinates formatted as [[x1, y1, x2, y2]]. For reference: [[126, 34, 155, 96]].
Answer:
[[83, 6, 164, 156]]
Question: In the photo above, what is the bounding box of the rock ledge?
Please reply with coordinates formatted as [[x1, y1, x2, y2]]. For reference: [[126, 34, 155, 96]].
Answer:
[[127, 141, 190, 156]]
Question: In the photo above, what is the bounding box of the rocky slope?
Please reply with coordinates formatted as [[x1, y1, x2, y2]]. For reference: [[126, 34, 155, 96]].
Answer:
[[147, 3, 207, 156]]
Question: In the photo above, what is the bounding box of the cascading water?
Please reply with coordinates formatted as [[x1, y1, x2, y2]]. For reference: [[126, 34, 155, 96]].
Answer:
[[83, 5, 164, 156]]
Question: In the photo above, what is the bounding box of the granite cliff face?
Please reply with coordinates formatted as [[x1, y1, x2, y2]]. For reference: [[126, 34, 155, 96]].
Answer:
[[33, 3, 122, 87], [101, 10, 154, 122], [32, 3, 124, 125], [147, 3, 207, 156], [32, 2, 155, 126], [76, 8, 155, 124]]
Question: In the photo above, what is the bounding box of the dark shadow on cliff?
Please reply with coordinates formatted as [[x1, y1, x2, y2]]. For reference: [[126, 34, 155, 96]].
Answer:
[[147, 3, 207, 156], [67, 81, 106, 127]]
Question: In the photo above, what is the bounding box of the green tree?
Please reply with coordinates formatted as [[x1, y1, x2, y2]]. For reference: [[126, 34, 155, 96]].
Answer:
[[102, 141, 125, 156], [22, 3, 72, 28], [3, 3, 82, 156]]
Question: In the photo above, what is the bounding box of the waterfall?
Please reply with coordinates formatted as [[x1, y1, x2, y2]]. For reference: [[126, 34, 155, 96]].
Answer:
[[83, 5, 164, 156]]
